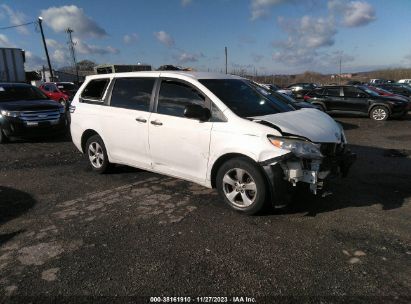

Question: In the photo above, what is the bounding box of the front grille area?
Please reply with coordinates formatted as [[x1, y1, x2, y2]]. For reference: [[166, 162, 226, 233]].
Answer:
[[20, 109, 60, 123]]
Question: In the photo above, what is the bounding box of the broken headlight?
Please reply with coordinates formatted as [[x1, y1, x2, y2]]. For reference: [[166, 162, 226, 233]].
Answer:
[[268, 135, 323, 160]]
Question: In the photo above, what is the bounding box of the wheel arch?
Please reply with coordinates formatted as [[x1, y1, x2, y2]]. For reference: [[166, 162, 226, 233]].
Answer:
[[81, 129, 100, 153], [368, 103, 392, 115], [210, 153, 260, 188]]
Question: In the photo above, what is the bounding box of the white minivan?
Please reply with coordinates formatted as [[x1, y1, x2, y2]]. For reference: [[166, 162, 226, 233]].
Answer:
[[70, 72, 355, 214]]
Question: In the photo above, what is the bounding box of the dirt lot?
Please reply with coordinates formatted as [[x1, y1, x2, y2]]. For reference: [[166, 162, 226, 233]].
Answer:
[[0, 115, 410, 302]]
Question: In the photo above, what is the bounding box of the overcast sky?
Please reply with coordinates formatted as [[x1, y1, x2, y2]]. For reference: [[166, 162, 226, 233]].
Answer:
[[1, 0, 411, 75]]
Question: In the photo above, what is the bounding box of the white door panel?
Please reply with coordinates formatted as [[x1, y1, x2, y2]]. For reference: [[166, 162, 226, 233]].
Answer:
[[102, 107, 151, 169], [149, 113, 212, 183]]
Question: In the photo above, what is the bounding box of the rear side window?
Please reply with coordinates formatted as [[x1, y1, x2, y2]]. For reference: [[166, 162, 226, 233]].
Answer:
[[110, 78, 155, 111], [324, 88, 341, 97], [81, 79, 109, 101], [157, 80, 205, 117]]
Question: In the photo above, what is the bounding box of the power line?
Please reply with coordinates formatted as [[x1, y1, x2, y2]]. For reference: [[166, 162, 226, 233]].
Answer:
[[0, 21, 36, 31]]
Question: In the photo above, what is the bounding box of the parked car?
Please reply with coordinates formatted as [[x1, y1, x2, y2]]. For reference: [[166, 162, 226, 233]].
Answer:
[[365, 85, 410, 102], [376, 83, 411, 98], [254, 83, 321, 110], [304, 85, 409, 121], [260, 83, 294, 97], [286, 83, 318, 99], [39, 82, 78, 107], [70, 72, 355, 214], [397, 79, 411, 84], [0, 83, 68, 143]]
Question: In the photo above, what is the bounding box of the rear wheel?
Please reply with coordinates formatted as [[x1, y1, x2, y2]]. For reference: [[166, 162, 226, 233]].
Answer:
[[370, 106, 389, 121], [216, 157, 267, 215], [85, 135, 110, 173]]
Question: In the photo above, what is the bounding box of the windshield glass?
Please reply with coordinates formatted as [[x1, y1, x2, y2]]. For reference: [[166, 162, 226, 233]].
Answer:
[[199, 79, 294, 117], [0, 85, 48, 102]]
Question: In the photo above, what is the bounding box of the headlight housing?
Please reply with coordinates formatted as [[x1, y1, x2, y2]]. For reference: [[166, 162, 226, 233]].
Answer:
[[268, 135, 323, 159], [0, 110, 20, 117]]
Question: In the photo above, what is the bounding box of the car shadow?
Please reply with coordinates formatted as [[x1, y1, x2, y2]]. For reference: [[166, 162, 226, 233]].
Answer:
[[275, 144, 411, 216], [8, 132, 71, 144], [0, 186, 36, 246], [0, 186, 36, 226]]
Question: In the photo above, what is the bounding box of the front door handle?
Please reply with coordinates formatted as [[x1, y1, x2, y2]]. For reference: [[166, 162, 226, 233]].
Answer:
[[150, 120, 163, 126], [135, 117, 147, 123]]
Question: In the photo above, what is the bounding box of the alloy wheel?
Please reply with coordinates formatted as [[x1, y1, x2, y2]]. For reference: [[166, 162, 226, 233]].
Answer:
[[222, 168, 257, 208], [372, 108, 387, 121], [88, 142, 104, 168]]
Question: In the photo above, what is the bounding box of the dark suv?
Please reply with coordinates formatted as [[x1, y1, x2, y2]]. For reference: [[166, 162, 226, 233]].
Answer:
[[0, 83, 68, 143], [304, 85, 410, 121]]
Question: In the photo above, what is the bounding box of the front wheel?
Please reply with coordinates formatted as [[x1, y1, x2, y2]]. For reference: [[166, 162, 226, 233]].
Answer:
[[216, 157, 268, 215], [85, 135, 111, 173], [370, 106, 389, 121]]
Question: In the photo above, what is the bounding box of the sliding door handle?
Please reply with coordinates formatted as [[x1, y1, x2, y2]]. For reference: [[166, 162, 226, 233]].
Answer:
[[150, 120, 163, 126]]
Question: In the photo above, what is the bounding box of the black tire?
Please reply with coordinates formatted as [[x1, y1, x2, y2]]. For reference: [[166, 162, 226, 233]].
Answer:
[[216, 157, 268, 215], [85, 135, 111, 173], [370, 105, 389, 121], [0, 127, 9, 144]]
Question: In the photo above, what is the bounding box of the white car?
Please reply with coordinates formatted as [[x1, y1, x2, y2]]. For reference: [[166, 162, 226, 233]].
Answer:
[[398, 79, 411, 84], [70, 72, 355, 214]]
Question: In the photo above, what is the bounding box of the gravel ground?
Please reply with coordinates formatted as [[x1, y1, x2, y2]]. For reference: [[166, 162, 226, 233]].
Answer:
[[0, 114, 410, 303]]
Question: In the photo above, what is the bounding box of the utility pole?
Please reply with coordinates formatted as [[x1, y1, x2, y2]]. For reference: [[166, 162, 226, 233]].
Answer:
[[225, 46, 228, 74], [38, 17, 54, 81], [66, 28, 80, 85], [339, 55, 342, 85]]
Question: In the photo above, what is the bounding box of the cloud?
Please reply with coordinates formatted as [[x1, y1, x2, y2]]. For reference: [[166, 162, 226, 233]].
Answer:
[[250, 0, 290, 20], [52, 49, 70, 65], [181, 0, 192, 7], [73, 38, 119, 55], [329, 0, 376, 27], [0, 34, 15, 47], [45, 38, 61, 49], [251, 53, 264, 63], [178, 52, 200, 63], [25, 51, 47, 70], [272, 15, 339, 67], [123, 33, 139, 44], [154, 31, 175, 47], [1, 4, 30, 35], [40, 5, 107, 38]]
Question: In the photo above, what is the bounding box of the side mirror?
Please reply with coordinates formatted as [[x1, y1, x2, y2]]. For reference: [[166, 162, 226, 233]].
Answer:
[[357, 93, 367, 98], [184, 104, 211, 122]]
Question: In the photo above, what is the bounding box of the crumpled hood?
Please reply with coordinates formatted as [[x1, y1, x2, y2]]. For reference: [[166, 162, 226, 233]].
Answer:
[[253, 108, 343, 143]]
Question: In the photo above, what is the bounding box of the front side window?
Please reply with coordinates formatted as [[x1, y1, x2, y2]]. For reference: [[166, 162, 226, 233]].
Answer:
[[343, 87, 364, 98], [81, 79, 109, 101], [157, 80, 205, 117], [200, 79, 293, 118], [110, 78, 155, 111]]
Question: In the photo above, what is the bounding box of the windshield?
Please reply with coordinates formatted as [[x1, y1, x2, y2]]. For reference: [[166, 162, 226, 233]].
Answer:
[[359, 86, 380, 97], [0, 85, 48, 102], [199, 79, 294, 117]]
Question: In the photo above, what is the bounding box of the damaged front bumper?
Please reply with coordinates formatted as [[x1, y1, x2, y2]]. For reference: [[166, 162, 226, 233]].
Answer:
[[261, 146, 357, 196]]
